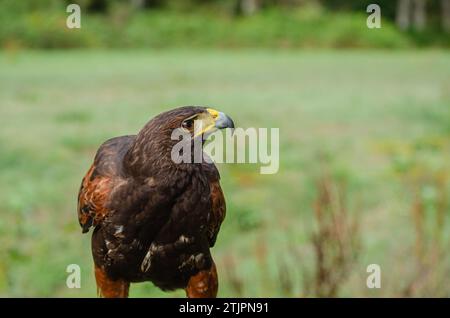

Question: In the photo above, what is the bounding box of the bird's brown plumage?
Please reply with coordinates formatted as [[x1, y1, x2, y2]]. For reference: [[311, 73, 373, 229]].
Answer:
[[77, 106, 233, 298]]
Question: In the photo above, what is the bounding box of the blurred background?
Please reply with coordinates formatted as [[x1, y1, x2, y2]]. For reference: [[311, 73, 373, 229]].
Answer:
[[0, 0, 449, 297]]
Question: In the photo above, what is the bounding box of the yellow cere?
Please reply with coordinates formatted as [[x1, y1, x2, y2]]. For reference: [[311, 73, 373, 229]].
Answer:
[[206, 108, 219, 119]]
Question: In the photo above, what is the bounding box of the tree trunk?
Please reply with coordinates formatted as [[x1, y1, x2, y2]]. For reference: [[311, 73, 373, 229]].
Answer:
[[442, 0, 450, 32], [397, 0, 411, 31], [412, 0, 426, 31], [131, 0, 145, 8], [236, 0, 261, 16], [131, 0, 163, 9]]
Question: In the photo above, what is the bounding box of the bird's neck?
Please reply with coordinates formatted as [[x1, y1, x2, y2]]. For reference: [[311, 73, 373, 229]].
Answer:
[[124, 138, 207, 180]]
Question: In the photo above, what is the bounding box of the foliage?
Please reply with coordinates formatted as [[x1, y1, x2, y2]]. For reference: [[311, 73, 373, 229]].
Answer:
[[0, 0, 448, 49]]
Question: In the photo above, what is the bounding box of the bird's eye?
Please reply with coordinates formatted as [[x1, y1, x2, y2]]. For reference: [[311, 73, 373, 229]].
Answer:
[[182, 119, 194, 130]]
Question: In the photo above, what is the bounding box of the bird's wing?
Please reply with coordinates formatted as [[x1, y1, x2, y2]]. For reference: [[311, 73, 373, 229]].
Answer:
[[77, 163, 113, 233], [77, 136, 135, 233], [208, 179, 226, 247], [203, 163, 226, 247]]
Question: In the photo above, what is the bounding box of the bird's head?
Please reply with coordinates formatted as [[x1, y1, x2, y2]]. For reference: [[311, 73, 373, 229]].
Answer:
[[156, 106, 234, 140], [125, 106, 234, 176]]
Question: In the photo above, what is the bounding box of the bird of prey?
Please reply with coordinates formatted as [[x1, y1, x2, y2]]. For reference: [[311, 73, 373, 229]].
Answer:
[[77, 106, 234, 298]]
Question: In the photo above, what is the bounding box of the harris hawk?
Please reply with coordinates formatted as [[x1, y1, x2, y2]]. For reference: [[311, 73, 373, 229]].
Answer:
[[77, 106, 234, 298]]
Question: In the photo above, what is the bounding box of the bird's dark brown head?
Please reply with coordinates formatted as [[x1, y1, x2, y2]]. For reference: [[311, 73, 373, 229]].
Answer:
[[124, 106, 234, 177]]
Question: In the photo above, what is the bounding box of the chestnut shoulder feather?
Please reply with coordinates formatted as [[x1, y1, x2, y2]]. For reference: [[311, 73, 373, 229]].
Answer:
[[77, 136, 135, 233]]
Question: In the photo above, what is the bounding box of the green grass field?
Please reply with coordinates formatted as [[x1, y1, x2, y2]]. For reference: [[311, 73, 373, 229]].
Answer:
[[0, 49, 449, 297]]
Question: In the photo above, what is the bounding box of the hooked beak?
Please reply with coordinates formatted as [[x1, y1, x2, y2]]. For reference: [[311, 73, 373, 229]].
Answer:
[[213, 111, 235, 131]]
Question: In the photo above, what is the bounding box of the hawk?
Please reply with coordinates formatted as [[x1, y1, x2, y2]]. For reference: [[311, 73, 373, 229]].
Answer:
[[77, 106, 234, 297]]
